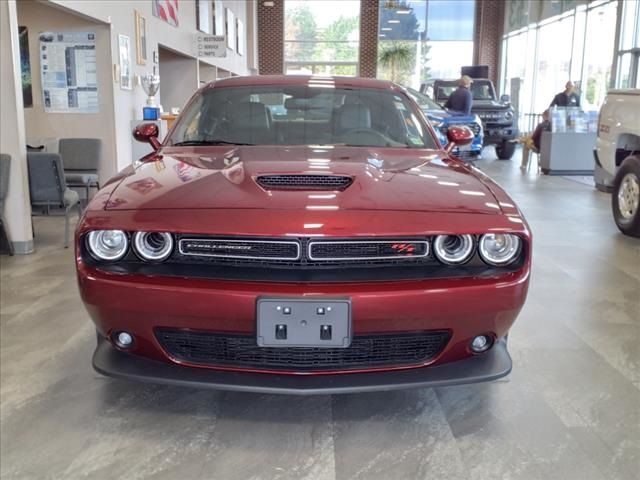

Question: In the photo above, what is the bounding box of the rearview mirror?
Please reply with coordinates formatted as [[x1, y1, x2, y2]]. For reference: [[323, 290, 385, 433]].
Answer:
[[445, 126, 474, 153], [133, 123, 161, 151], [500, 94, 510, 104]]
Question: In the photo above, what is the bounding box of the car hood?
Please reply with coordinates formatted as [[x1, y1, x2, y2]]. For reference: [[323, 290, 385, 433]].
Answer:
[[104, 146, 500, 214], [423, 108, 478, 125], [472, 100, 512, 111]]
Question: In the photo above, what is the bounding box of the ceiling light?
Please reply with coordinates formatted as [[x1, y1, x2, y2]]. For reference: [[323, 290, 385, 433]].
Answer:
[[306, 205, 339, 211], [388, 19, 400, 24]]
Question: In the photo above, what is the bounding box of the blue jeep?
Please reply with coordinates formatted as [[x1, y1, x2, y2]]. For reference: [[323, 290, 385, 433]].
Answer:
[[406, 87, 484, 159]]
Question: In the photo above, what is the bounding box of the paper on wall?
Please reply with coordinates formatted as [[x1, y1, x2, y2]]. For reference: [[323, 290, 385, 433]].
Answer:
[[39, 31, 98, 113]]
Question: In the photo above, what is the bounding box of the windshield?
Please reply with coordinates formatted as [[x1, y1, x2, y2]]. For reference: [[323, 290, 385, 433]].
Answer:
[[405, 87, 443, 111], [435, 81, 496, 102], [169, 85, 436, 149]]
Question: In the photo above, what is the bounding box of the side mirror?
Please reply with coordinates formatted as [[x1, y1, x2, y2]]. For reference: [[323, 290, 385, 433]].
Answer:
[[445, 126, 474, 153], [133, 123, 161, 151], [500, 94, 510, 104]]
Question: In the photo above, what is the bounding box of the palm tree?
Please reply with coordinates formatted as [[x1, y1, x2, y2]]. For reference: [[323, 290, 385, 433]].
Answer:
[[378, 43, 413, 83]]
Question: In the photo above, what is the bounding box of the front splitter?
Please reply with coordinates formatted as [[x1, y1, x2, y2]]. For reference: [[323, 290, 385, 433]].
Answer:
[[93, 336, 512, 395]]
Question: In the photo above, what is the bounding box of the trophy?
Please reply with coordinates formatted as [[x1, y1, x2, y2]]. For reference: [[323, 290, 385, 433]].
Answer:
[[141, 74, 160, 120]]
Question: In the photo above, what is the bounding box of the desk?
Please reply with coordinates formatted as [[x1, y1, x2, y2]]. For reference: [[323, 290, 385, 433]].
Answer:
[[539, 131, 596, 175]]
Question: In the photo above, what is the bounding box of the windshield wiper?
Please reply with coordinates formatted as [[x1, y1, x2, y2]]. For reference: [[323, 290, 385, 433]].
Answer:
[[172, 140, 255, 146]]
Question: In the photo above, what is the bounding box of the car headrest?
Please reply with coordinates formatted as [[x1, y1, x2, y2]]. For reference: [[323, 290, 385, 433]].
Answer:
[[284, 97, 310, 110], [335, 104, 371, 131], [228, 102, 270, 129]]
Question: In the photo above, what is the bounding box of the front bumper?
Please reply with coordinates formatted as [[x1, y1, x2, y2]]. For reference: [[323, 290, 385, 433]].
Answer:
[[483, 128, 519, 145], [93, 334, 512, 395]]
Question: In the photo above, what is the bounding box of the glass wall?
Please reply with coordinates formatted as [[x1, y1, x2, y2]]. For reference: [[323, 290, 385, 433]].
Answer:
[[501, 0, 622, 131], [533, 14, 574, 114], [581, 1, 617, 107], [377, 0, 475, 88], [284, 0, 360, 76], [616, 0, 640, 88]]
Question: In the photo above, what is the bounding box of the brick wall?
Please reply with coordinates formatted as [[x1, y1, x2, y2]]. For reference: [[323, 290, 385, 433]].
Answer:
[[359, 0, 379, 78], [473, 0, 505, 87], [257, 0, 284, 75]]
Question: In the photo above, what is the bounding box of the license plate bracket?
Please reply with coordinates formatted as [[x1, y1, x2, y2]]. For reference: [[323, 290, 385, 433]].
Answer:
[[257, 298, 351, 348]]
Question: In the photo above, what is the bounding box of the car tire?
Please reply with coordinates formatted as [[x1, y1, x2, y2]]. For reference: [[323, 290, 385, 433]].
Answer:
[[496, 141, 516, 160], [612, 155, 640, 237]]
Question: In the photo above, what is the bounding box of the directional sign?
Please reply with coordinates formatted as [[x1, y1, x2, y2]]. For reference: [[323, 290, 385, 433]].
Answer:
[[193, 34, 226, 58]]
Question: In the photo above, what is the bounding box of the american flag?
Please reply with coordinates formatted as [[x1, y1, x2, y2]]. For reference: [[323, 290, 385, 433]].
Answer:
[[153, 0, 179, 27]]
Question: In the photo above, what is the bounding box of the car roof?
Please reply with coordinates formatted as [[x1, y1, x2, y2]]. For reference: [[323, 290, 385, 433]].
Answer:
[[206, 75, 401, 91]]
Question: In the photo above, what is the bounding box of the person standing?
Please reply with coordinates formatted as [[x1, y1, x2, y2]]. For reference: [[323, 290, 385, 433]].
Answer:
[[444, 75, 474, 116], [550, 81, 580, 107]]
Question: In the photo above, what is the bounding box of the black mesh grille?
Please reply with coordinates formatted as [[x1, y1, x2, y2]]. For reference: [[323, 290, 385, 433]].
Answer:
[[256, 174, 353, 190], [309, 241, 428, 260], [156, 329, 451, 371], [180, 238, 299, 260]]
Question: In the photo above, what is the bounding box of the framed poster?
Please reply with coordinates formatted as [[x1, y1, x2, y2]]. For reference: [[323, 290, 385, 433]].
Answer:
[[213, 0, 224, 36], [135, 10, 147, 65], [225, 8, 235, 50], [19, 26, 33, 107], [236, 19, 244, 55], [118, 35, 132, 90], [39, 31, 98, 113], [152, 0, 179, 27], [196, 0, 212, 34]]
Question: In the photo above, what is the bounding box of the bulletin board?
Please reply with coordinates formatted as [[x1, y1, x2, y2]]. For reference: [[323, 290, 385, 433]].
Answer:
[[39, 31, 99, 113]]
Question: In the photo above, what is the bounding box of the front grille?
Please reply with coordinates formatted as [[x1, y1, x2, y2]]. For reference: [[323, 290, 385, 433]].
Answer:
[[179, 238, 300, 260], [156, 329, 451, 371], [309, 240, 429, 260], [256, 174, 353, 191], [88, 234, 526, 282]]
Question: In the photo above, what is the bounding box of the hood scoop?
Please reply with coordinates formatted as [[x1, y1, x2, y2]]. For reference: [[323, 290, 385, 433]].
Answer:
[[256, 174, 353, 191]]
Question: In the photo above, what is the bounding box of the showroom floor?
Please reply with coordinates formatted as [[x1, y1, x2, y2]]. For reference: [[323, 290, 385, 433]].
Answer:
[[1, 151, 639, 480]]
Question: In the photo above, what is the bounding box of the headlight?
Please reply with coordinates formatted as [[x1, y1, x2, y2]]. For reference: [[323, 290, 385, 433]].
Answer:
[[133, 231, 174, 261], [87, 230, 128, 261], [433, 234, 475, 264], [504, 111, 514, 121], [478, 233, 521, 265]]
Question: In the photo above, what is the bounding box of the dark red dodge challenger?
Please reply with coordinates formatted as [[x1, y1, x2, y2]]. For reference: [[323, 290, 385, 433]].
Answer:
[[76, 75, 531, 394]]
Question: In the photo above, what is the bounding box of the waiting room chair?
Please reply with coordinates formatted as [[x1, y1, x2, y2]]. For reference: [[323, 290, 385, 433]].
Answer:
[[27, 152, 82, 248], [58, 138, 101, 201], [0, 153, 13, 255]]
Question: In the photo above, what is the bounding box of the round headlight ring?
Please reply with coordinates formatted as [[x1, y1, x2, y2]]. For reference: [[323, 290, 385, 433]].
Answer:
[[479, 233, 521, 266], [133, 231, 174, 262], [433, 234, 475, 265], [86, 230, 128, 261]]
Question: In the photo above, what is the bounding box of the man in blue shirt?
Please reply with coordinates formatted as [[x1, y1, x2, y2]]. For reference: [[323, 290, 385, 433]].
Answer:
[[444, 75, 473, 116]]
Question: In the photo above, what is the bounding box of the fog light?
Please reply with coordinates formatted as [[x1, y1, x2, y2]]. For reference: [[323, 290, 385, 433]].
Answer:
[[114, 331, 134, 348], [470, 335, 492, 353]]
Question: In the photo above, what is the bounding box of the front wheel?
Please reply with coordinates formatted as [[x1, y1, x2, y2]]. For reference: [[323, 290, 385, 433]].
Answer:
[[612, 155, 640, 237], [495, 141, 516, 160]]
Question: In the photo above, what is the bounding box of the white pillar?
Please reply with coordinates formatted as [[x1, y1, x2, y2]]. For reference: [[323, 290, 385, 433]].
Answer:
[[0, 0, 34, 254]]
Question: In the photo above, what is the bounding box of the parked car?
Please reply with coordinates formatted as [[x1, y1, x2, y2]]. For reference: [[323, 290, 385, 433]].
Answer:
[[595, 89, 640, 237], [405, 86, 484, 159], [428, 78, 519, 160], [77, 75, 531, 394]]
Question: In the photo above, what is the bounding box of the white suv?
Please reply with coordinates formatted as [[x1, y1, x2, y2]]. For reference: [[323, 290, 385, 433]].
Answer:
[[595, 89, 640, 237]]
